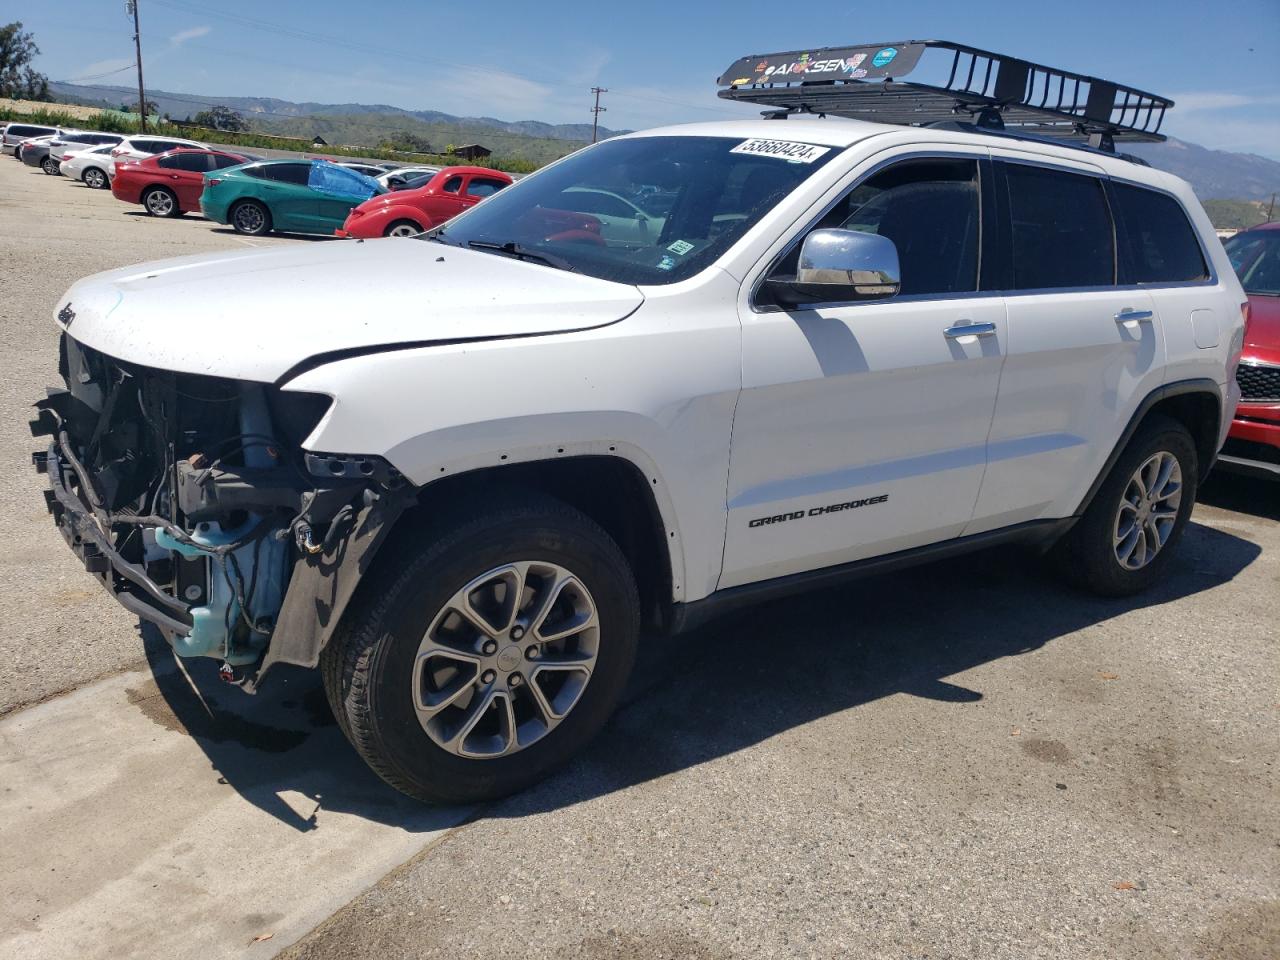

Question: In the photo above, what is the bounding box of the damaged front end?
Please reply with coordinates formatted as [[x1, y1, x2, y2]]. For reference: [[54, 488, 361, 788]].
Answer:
[[31, 334, 409, 690]]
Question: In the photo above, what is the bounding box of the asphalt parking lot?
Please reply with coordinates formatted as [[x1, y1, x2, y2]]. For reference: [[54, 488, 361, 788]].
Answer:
[[1, 155, 1277, 959]]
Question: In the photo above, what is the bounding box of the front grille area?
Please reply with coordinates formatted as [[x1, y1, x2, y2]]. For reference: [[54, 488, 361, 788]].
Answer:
[[1237, 361, 1280, 402]]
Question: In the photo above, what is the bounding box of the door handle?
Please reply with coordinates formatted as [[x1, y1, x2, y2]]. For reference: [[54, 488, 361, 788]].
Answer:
[[1114, 308, 1154, 323], [943, 321, 997, 339]]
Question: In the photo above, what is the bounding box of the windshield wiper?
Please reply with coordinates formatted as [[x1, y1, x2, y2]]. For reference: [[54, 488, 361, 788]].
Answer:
[[466, 240, 579, 273]]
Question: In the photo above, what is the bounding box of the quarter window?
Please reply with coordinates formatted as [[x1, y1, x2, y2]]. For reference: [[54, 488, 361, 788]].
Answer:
[[1005, 164, 1114, 289], [466, 177, 507, 198], [1112, 183, 1208, 284]]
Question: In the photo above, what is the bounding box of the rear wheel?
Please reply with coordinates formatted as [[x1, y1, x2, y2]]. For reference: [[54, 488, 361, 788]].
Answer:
[[230, 199, 271, 235], [41, 156, 59, 175], [142, 186, 181, 218], [1053, 414, 1198, 596], [322, 492, 640, 804], [384, 219, 424, 237], [82, 167, 108, 189]]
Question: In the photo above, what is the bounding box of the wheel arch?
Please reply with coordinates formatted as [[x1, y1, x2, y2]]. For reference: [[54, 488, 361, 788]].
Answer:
[[395, 454, 679, 632], [1075, 378, 1223, 517]]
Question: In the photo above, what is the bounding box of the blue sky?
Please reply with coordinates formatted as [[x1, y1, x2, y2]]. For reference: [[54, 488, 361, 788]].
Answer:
[[18, 0, 1280, 159]]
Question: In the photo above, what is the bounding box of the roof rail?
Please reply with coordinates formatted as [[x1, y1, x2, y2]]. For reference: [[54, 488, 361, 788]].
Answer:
[[717, 41, 1172, 151]]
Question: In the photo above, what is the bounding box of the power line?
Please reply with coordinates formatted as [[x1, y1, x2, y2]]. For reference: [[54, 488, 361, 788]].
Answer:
[[69, 62, 137, 82], [590, 87, 607, 143]]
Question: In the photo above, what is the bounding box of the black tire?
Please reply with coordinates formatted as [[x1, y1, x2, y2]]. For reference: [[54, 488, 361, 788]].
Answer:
[[383, 219, 424, 238], [82, 167, 108, 189], [322, 492, 640, 804], [142, 186, 182, 218], [229, 199, 271, 235], [1053, 414, 1198, 597], [41, 156, 59, 175]]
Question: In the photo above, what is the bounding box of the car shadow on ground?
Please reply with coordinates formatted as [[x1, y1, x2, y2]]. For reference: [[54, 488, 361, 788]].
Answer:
[[1199, 470, 1279, 520], [139, 495, 1262, 829], [207, 227, 334, 241]]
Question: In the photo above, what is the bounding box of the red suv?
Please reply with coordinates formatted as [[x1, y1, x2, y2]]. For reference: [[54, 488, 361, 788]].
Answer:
[[1221, 222, 1280, 479], [111, 148, 252, 218], [337, 166, 512, 238]]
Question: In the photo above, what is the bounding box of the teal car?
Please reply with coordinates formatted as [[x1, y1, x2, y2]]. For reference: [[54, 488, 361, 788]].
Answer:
[[200, 159, 383, 236]]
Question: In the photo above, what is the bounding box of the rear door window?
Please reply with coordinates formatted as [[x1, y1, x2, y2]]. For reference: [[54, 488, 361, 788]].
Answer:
[[158, 152, 211, 172], [264, 163, 312, 185], [1112, 183, 1209, 284], [211, 153, 246, 169], [1004, 164, 1115, 289]]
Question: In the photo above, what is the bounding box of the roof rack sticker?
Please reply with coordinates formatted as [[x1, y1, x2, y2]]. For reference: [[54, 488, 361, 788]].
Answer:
[[730, 138, 832, 163], [716, 40, 1172, 151]]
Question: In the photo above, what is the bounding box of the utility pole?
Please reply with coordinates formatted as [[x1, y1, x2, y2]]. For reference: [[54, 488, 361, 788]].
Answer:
[[126, 0, 147, 132], [1268, 192, 1276, 223], [590, 87, 608, 143]]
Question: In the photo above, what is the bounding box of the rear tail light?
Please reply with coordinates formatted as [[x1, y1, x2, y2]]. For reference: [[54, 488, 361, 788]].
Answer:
[[60, 154, 73, 162], [206, 178, 221, 187], [110, 147, 124, 156]]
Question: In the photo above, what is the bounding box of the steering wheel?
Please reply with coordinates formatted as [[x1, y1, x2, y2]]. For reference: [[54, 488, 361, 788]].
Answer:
[[546, 228, 606, 247]]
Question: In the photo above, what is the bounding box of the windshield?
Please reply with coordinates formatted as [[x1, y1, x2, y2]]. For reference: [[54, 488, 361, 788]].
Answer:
[[1224, 229, 1280, 295], [426, 135, 838, 284]]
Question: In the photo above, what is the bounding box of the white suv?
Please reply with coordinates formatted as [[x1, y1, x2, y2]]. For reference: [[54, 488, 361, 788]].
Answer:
[[33, 115, 1245, 803], [107, 134, 208, 175]]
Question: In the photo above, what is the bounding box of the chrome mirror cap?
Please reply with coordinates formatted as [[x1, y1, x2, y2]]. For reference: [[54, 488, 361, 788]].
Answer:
[[796, 228, 901, 298]]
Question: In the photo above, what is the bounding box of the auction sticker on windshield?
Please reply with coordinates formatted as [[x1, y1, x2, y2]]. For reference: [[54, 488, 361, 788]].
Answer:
[[730, 139, 831, 163]]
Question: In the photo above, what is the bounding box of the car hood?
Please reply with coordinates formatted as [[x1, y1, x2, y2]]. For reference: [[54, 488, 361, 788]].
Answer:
[[56, 239, 644, 383], [1244, 292, 1280, 357]]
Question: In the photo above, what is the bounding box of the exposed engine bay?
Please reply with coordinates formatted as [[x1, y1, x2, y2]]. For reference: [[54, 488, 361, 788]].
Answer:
[[31, 334, 409, 689]]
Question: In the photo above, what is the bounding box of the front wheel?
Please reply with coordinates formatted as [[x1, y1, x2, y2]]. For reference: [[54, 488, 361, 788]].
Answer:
[[1053, 414, 1198, 596], [322, 493, 640, 804], [230, 199, 271, 235], [82, 167, 108, 189], [384, 219, 424, 237]]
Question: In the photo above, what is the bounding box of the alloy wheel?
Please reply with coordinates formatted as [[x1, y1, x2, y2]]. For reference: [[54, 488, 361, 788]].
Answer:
[[1113, 451, 1182, 570], [146, 189, 175, 216], [84, 168, 106, 189], [387, 222, 421, 237], [233, 203, 265, 234], [413, 561, 600, 759]]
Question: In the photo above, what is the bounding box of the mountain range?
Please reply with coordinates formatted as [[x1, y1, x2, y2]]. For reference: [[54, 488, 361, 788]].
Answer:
[[50, 81, 1280, 202]]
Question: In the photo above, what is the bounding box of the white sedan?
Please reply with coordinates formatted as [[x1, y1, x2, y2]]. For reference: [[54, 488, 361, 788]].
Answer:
[[58, 144, 116, 189]]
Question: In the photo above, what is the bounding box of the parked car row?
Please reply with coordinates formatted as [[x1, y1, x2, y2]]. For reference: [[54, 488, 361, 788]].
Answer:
[[3, 122, 516, 241]]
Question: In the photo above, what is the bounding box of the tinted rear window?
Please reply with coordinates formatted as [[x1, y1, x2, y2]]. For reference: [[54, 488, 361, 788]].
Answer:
[[9, 125, 54, 138], [1112, 183, 1209, 284], [159, 152, 212, 172], [1005, 164, 1115, 289], [262, 163, 311, 185]]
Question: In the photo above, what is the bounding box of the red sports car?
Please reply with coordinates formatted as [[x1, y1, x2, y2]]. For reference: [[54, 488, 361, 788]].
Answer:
[[111, 148, 252, 218], [336, 166, 513, 238], [1221, 221, 1280, 479]]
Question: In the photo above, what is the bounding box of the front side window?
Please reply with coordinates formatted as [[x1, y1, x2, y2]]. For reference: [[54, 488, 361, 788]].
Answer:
[[1005, 164, 1114, 289], [1112, 183, 1209, 284], [764, 158, 980, 300], [430, 136, 837, 285], [1224, 229, 1280, 296], [308, 162, 379, 198]]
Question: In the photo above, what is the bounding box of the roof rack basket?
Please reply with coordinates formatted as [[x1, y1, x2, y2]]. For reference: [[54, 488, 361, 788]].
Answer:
[[717, 41, 1171, 150]]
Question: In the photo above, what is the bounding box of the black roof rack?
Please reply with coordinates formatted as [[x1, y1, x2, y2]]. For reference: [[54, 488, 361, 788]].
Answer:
[[717, 41, 1171, 151]]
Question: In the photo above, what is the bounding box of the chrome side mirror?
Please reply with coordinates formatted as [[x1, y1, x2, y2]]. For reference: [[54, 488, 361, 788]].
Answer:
[[767, 228, 901, 307]]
